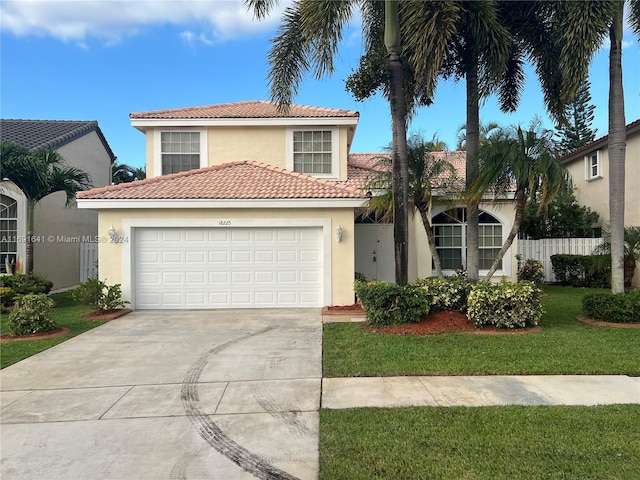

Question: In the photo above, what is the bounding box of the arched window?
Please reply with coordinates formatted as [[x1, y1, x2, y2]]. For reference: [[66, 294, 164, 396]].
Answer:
[[432, 208, 503, 271], [1, 194, 18, 273]]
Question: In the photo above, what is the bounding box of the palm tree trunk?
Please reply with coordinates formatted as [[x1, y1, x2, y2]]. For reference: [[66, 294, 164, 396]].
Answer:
[[485, 189, 526, 280], [417, 203, 445, 278], [609, 4, 626, 294], [466, 62, 480, 282], [386, 0, 409, 285], [26, 200, 35, 275]]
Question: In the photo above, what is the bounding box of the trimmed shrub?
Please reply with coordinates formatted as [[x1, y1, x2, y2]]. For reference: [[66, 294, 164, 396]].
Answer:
[[582, 290, 640, 323], [0, 274, 53, 296], [7, 293, 57, 336], [0, 286, 15, 307], [518, 259, 545, 285], [415, 277, 471, 313], [468, 281, 543, 328], [72, 279, 128, 311], [354, 280, 429, 325], [550, 254, 610, 287]]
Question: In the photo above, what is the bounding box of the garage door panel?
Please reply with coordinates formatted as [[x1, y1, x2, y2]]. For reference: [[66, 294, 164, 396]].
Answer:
[[135, 227, 323, 308]]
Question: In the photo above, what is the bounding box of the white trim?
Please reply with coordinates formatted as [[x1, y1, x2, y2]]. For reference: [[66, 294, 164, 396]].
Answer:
[[133, 117, 358, 130], [286, 127, 340, 179], [121, 217, 332, 309], [0, 181, 27, 273], [153, 128, 208, 178], [78, 198, 367, 209]]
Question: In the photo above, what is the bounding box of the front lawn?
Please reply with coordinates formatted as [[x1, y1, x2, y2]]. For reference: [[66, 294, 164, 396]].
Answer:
[[323, 286, 640, 376], [0, 291, 105, 369], [320, 405, 640, 479]]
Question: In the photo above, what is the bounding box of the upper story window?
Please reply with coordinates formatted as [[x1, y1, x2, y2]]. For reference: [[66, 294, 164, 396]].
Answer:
[[287, 127, 339, 178], [153, 129, 207, 177], [161, 132, 200, 175], [585, 152, 601, 180]]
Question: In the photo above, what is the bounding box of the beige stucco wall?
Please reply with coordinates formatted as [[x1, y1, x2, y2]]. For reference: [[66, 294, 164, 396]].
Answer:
[[410, 201, 518, 282], [32, 131, 112, 289], [144, 125, 352, 181], [96, 207, 356, 307], [566, 131, 640, 227]]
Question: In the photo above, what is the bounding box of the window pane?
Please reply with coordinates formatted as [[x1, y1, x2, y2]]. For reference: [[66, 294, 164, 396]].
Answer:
[[292, 130, 332, 174]]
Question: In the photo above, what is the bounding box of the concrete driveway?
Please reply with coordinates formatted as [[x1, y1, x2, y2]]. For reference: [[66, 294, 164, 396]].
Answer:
[[1, 309, 322, 480]]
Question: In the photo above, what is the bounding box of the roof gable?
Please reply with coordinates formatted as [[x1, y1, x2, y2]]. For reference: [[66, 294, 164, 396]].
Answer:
[[559, 118, 640, 163], [0, 119, 116, 162], [78, 160, 367, 200]]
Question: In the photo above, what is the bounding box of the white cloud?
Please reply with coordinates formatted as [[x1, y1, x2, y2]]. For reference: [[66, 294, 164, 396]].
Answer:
[[0, 0, 288, 45]]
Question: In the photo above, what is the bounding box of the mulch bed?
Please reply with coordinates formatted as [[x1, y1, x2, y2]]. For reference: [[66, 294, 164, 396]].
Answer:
[[82, 308, 132, 321], [577, 315, 640, 329], [363, 310, 542, 336], [1, 327, 71, 343], [322, 303, 364, 316]]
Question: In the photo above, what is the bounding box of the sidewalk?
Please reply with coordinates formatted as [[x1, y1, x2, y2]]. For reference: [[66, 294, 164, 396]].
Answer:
[[322, 375, 640, 409]]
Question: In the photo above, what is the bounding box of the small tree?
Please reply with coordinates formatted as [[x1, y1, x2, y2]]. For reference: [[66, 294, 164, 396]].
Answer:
[[0, 141, 92, 274], [554, 80, 597, 155]]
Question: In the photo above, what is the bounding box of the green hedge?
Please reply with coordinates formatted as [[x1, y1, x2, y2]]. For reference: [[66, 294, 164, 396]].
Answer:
[[468, 281, 543, 328], [550, 254, 610, 288], [354, 280, 429, 325], [582, 290, 640, 323], [415, 277, 471, 313], [0, 274, 53, 297]]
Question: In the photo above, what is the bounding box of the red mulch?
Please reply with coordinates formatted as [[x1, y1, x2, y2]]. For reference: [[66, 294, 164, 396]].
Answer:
[[364, 310, 541, 336], [82, 308, 132, 320], [324, 303, 364, 313], [1, 327, 71, 343]]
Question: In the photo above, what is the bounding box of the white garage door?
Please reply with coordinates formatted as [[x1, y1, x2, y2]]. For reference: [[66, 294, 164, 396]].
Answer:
[[134, 227, 324, 309]]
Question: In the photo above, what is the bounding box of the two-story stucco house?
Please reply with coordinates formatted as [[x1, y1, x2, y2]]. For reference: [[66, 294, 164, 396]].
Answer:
[[560, 119, 640, 230], [0, 119, 115, 288], [77, 101, 517, 309]]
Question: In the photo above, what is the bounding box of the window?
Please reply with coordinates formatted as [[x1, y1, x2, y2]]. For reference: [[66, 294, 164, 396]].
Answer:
[[432, 208, 503, 271], [585, 152, 601, 180], [1, 194, 18, 274], [287, 128, 339, 178], [160, 131, 201, 175]]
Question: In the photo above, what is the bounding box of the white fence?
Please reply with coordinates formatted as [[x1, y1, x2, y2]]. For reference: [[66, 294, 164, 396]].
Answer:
[[517, 238, 603, 283], [79, 243, 98, 283]]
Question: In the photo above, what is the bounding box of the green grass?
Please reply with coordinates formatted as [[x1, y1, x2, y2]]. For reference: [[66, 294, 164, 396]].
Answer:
[[0, 291, 106, 369], [323, 286, 640, 377], [320, 405, 640, 480]]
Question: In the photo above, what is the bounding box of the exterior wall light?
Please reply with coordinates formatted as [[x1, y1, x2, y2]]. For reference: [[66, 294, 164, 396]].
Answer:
[[336, 225, 343, 243], [108, 225, 118, 240]]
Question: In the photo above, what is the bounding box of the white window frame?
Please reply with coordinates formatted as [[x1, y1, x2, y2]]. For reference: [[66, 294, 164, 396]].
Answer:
[[153, 129, 207, 177], [584, 151, 602, 181], [286, 127, 339, 179]]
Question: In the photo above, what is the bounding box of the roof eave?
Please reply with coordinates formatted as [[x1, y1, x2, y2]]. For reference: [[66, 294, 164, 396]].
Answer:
[[130, 117, 359, 131], [77, 198, 368, 209]]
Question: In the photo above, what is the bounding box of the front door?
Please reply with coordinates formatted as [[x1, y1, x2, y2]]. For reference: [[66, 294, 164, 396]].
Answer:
[[354, 224, 395, 282]]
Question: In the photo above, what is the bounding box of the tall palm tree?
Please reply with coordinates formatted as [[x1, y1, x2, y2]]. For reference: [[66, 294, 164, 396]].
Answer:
[[366, 134, 460, 278], [470, 122, 568, 280], [456, 122, 499, 151], [0, 141, 92, 274], [245, 0, 458, 284]]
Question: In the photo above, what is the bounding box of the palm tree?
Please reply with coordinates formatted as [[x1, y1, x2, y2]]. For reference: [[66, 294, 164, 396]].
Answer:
[[470, 121, 568, 280], [245, 0, 458, 284], [456, 122, 499, 151], [0, 141, 92, 274], [366, 134, 460, 278], [112, 161, 146, 184], [594, 226, 640, 288]]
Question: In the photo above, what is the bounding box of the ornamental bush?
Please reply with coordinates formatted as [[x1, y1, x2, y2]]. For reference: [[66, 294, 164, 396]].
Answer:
[[550, 254, 610, 287], [7, 293, 57, 336], [468, 281, 543, 328], [72, 278, 128, 311], [415, 277, 471, 313], [354, 280, 429, 325], [582, 290, 640, 323], [518, 259, 545, 285], [0, 274, 53, 296], [0, 286, 15, 307]]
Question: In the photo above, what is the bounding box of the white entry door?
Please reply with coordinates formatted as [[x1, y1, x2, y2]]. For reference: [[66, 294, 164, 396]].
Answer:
[[354, 224, 395, 282], [134, 227, 323, 309]]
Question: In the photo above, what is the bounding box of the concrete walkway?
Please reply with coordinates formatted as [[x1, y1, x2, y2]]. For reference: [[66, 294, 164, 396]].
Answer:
[[322, 375, 640, 409]]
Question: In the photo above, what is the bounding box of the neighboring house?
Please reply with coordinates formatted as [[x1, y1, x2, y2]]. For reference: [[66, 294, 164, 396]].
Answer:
[[0, 120, 114, 288], [77, 101, 516, 309], [559, 118, 640, 230]]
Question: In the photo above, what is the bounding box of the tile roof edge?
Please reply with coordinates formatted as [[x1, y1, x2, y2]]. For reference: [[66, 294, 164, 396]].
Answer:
[[558, 118, 640, 162]]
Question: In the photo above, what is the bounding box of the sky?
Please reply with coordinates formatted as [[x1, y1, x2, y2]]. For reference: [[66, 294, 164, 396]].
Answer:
[[1, 0, 639, 170]]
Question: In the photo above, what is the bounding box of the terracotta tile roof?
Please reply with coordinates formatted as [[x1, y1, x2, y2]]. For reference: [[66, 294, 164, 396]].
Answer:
[[77, 161, 367, 200], [0, 119, 116, 162], [559, 118, 640, 163], [346, 151, 467, 190], [130, 100, 359, 120]]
